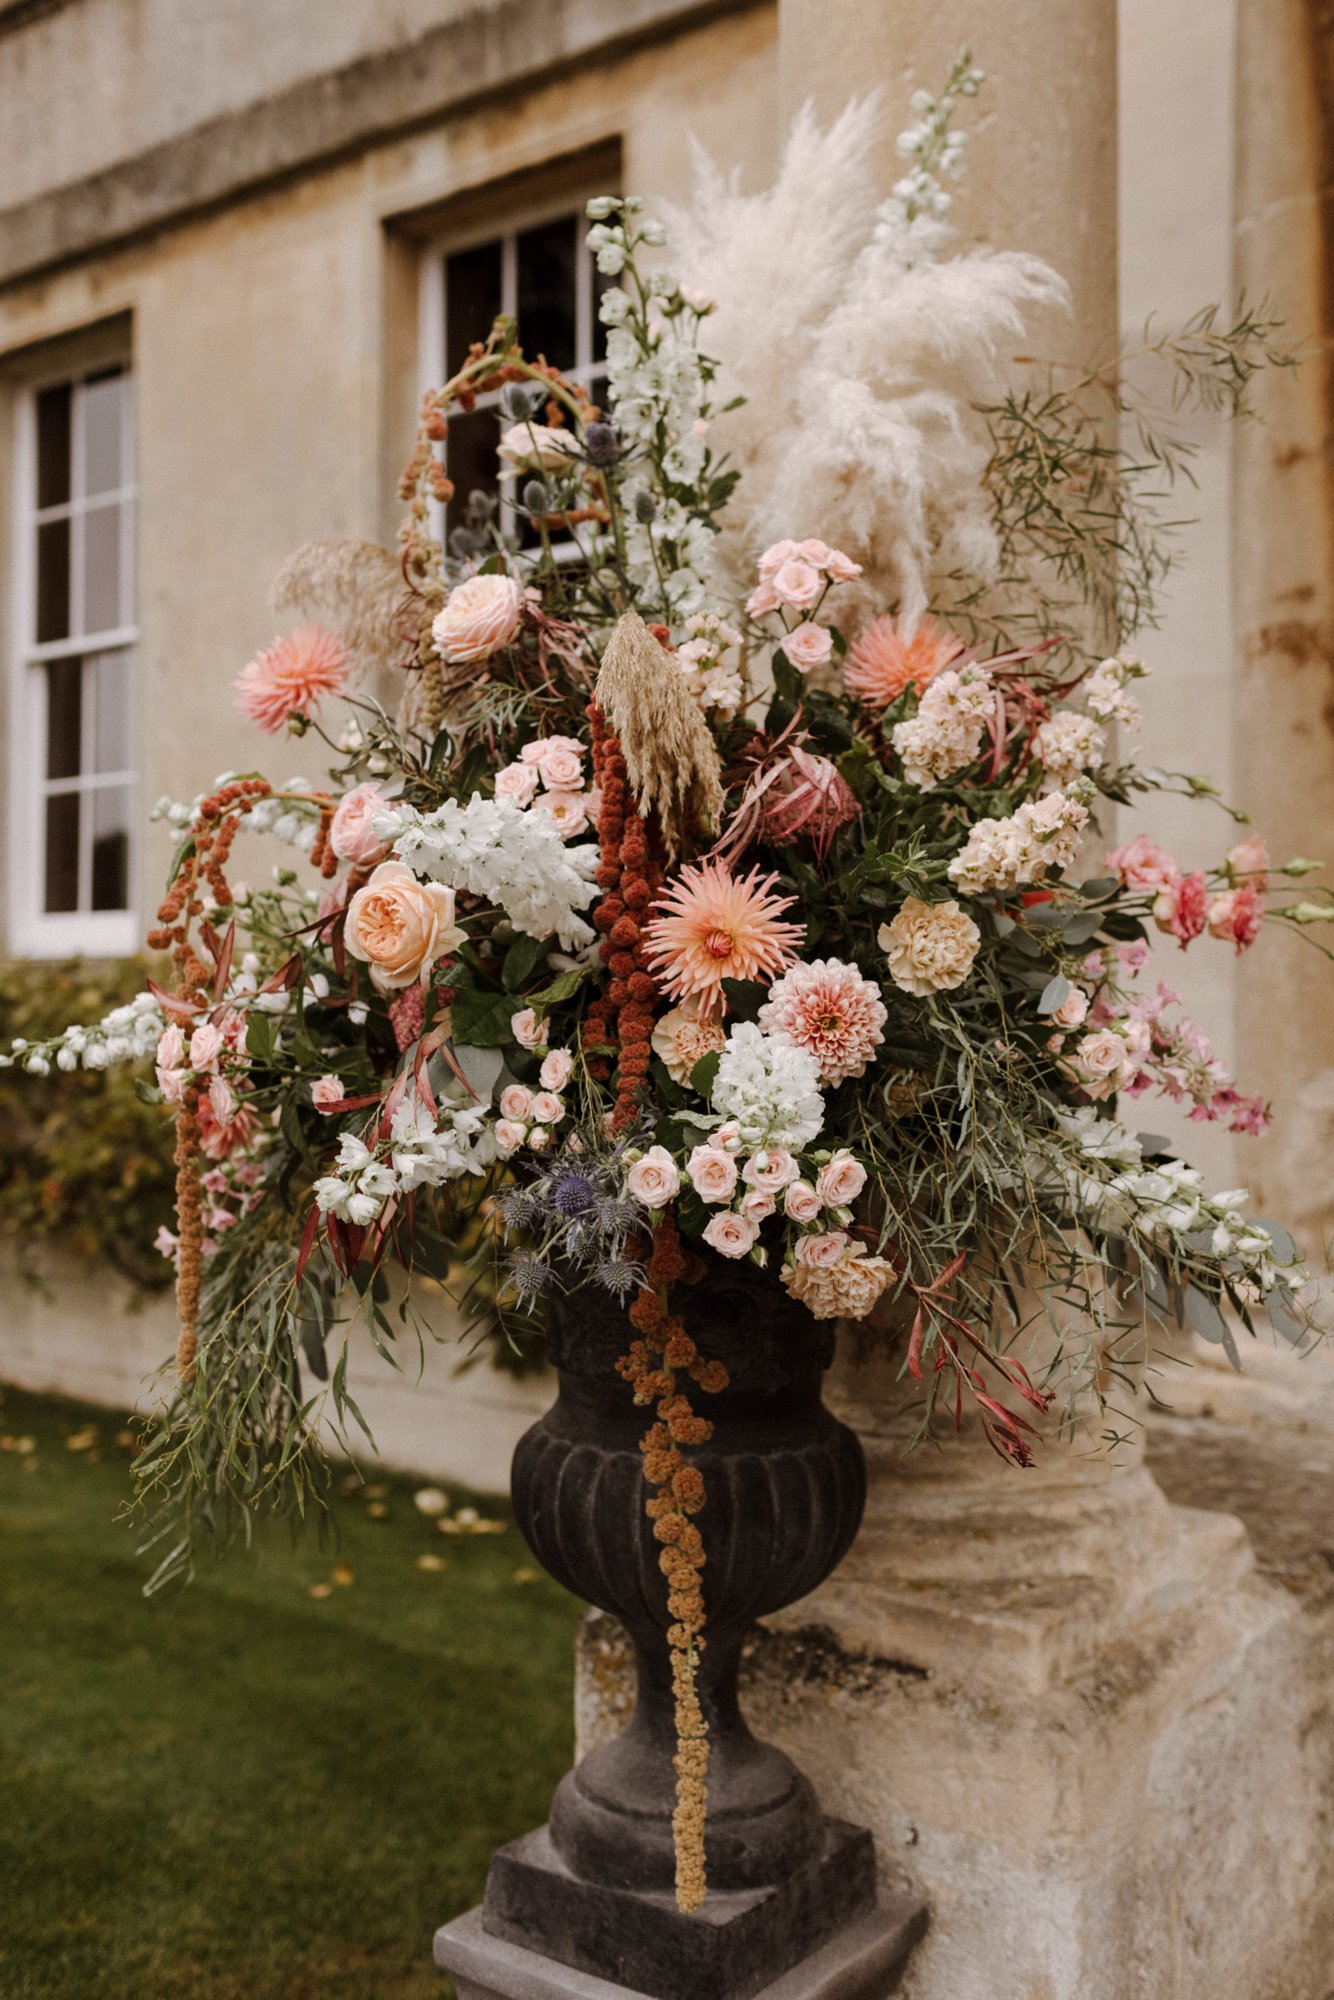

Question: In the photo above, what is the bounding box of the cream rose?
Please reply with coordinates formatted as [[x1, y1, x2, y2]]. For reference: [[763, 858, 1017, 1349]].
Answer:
[[771, 557, 823, 610], [783, 623, 834, 674], [703, 1211, 759, 1258], [499, 1084, 533, 1122], [344, 861, 465, 993], [189, 1023, 223, 1071], [311, 1074, 346, 1111], [495, 762, 539, 807], [815, 1151, 867, 1208], [783, 1180, 823, 1224], [536, 744, 584, 790], [493, 1119, 527, 1158], [431, 573, 523, 665], [1050, 988, 1090, 1030], [795, 1229, 850, 1268], [687, 1146, 739, 1204], [539, 1049, 574, 1091], [626, 1146, 681, 1209], [511, 1008, 546, 1050], [329, 783, 389, 867], [532, 790, 589, 839], [498, 422, 577, 472], [879, 897, 981, 997], [531, 1091, 565, 1125], [741, 1148, 799, 1194]]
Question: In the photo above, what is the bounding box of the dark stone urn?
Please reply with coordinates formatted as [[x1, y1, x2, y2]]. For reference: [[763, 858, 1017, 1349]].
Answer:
[[434, 1254, 926, 2000]]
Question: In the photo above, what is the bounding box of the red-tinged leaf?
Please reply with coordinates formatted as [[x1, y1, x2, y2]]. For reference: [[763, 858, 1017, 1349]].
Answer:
[[261, 953, 303, 994], [430, 1038, 481, 1104], [331, 914, 347, 980], [343, 1222, 367, 1268], [147, 978, 201, 1018], [295, 1202, 321, 1284], [907, 1305, 925, 1380], [325, 1217, 348, 1276], [200, 920, 222, 964], [413, 1041, 438, 1122], [328, 1090, 385, 1113], [212, 917, 237, 999], [973, 1392, 1039, 1438], [919, 1251, 967, 1297]]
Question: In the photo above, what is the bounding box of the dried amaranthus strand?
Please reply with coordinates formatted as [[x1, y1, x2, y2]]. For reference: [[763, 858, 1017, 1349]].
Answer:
[[618, 1217, 728, 1913], [585, 702, 663, 1126], [173, 1090, 204, 1384]]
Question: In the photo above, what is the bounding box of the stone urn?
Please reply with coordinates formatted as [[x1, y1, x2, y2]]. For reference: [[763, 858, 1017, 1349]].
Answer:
[[435, 1253, 926, 2000]]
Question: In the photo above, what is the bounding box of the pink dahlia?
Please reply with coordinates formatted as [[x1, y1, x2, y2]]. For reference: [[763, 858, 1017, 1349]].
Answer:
[[235, 625, 349, 733], [844, 613, 963, 708], [757, 957, 887, 1085], [643, 860, 804, 1015]]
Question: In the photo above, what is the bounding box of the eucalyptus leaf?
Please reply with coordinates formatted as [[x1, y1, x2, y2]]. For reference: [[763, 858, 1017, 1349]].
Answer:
[[1183, 1284, 1242, 1368], [1038, 975, 1071, 1015]]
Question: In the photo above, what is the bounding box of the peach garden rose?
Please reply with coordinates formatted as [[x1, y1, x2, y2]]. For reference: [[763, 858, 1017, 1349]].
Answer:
[[431, 573, 523, 665], [344, 860, 465, 992], [329, 782, 389, 867]]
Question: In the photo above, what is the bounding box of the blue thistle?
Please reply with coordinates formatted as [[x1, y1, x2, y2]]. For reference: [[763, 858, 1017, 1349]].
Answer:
[[594, 1257, 638, 1299], [552, 1172, 596, 1218], [506, 1253, 551, 1304]]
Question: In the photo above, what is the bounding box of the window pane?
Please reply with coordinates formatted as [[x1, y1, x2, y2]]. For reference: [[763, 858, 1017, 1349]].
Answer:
[[35, 517, 70, 643], [45, 656, 83, 780], [517, 216, 577, 371], [445, 407, 501, 537], [36, 382, 72, 509], [446, 240, 502, 376], [81, 502, 123, 634], [91, 784, 130, 911], [83, 369, 125, 496], [91, 649, 132, 774], [43, 792, 80, 912]]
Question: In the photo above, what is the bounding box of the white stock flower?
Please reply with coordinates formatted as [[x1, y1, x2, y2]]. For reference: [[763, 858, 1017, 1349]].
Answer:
[[711, 1023, 825, 1151], [383, 795, 598, 949]]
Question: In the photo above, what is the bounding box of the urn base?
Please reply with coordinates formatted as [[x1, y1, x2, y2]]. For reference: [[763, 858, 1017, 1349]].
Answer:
[[433, 1818, 920, 2000], [435, 1852, 924, 2000]]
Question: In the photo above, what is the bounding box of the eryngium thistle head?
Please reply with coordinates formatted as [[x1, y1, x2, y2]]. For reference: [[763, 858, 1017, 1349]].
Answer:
[[506, 1253, 551, 1304], [500, 382, 543, 423], [497, 1187, 543, 1233], [594, 1257, 638, 1299], [522, 479, 549, 515], [552, 1171, 596, 1217], [593, 1194, 640, 1238], [583, 422, 621, 467], [633, 488, 658, 524]]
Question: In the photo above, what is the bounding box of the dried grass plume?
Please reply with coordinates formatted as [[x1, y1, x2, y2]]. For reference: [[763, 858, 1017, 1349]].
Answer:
[[272, 539, 411, 679], [595, 610, 724, 855]]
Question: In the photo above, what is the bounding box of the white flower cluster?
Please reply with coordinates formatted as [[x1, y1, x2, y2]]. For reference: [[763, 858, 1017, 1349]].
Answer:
[[883, 66, 983, 232], [1083, 653, 1148, 729], [948, 789, 1090, 896], [380, 795, 598, 949], [891, 667, 994, 789], [710, 1023, 825, 1151], [314, 1098, 490, 1224], [1, 990, 163, 1075], [1033, 710, 1106, 790], [152, 777, 320, 854], [676, 610, 743, 713]]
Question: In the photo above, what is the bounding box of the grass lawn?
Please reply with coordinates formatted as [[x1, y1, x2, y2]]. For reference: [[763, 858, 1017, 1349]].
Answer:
[[0, 1384, 584, 2000]]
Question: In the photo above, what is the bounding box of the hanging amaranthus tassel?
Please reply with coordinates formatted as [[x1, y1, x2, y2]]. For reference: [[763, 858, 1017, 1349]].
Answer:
[[173, 1090, 204, 1384], [585, 701, 663, 1126], [618, 1218, 728, 1912]]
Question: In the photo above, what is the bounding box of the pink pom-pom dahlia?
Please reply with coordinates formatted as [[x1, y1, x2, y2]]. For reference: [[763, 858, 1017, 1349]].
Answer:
[[643, 860, 804, 1015], [844, 612, 963, 708], [234, 624, 349, 733], [758, 957, 887, 1084]]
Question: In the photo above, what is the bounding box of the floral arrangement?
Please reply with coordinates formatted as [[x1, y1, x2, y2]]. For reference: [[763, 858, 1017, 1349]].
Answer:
[[10, 58, 1331, 1912]]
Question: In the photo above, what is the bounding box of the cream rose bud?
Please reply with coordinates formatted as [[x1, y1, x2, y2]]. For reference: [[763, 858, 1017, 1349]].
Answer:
[[715, 1119, 743, 1152], [686, 1145, 739, 1204], [497, 422, 577, 472], [824, 549, 863, 582], [431, 573, 523, 665], [311, 1074, 346, 1111], [783, 1180, 823, 1224], [511, 1008, 546, 1050], [815, 1150, 867, 1208], [741, 1148, 799, 1193], [537, 745, 584, 791], [499, 1083, 533, 1122], [1050, 988, 1089, 1030], [527, 1126, 553, 1153], [494, 1119, 526, 1157], [344, 860, 466, 992], [539, 1049, 574, 1092], [771, 557, 823, 610], [189, 1023, 224, 1071], [702, 1211, 759, 1259], [740, 1189, 776, 1223], [329, 782, 389, 867], [531, 1091, 565, 1125], [495, 762, 540, 807], [626, 1146, 681, 1209], [783, 623, 834, 674], [796, 1229, 850, 1269]]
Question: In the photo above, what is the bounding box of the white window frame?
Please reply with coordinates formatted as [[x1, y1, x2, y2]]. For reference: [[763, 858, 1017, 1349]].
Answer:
[[416, 189, 611, 553], [7, 360, 139, 957]]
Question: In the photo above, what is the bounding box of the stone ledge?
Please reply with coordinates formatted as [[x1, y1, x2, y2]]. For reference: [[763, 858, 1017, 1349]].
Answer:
[[0, 0, 764, 292]]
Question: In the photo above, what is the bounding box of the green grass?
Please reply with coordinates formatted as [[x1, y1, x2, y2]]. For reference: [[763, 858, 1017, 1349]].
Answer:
[[0, 1386, 584, 2000]]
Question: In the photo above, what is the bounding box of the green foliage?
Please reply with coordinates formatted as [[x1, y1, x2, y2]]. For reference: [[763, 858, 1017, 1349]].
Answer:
[[0, 959, 174, 1294]]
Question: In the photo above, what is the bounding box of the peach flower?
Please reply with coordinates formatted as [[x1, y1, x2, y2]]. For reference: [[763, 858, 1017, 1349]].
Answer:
[[783, 623, 834, 674], [626, 1146, 681, 1209], [311, 1075, 346, 1112], [687, 1146, 739, 1204], [879, 898, 981, 997], [234, 625, 349, 734], [344, 860, 465, 992], [644, 861, 804, 1014], [702, 1211, 759, 1258], [330, 783, 389, 868], [539, 1049, 574, 1091], [783, 1180, 823, 1224], [494, 1119, 526, 1157], [499, 1084, 533, 1122], [650, 1002, 727, 1085], [844, 613, 962, 707], [783, 1242, 895, 1320], [815, 1151, 867, 1208], [431, 574, 523, 665]]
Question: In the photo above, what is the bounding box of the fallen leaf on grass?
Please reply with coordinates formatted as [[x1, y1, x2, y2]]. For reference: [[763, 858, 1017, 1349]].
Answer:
[[65, 1428, 98, 1453], [367, 1502, 389, 1521], [413, 1487, 449, 1517]]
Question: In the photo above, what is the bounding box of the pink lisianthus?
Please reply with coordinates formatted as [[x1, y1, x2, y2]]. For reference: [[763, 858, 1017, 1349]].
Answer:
[[1152, 871, 1209, 948], [687, 1146, 739, 1203], [783, 623, 834, 674], [330, 783, 389, 867], [702, 1210, 759, 1258], [1207, 882, 1265, 954], [1106, 835, 1180, 894], [235, 625, 349, 733], [312, 1075, 346, 1112]]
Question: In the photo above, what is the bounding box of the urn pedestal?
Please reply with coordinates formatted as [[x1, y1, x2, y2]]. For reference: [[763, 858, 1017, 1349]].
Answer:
[[434, 1259, 926, 2000]]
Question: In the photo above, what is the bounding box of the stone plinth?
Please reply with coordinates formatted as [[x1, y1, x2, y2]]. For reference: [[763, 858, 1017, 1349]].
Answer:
[[575, 1329, 1334, 2000]]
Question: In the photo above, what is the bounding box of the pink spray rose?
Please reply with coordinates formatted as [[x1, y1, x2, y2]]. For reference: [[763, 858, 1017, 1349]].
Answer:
[[795, 1229, 851, 1268], [329, 783, 389, 867], [740, 1189, 776, 1224], [687, 1146, 739, 1204], [815, 1151, 867, 1208], [783, 1180, 823, 1224], [702, 1211, 759, 1258], [511, 1008, 546, 1050], [311, 1075, 346, 1111], [495, 762, 540, 807], [741, 1148, 799, 1194], [530, 1091, 565, 1125], [626, 1146, 682, 1209], [535, 744, 585, 790], [499, 1084, 533, 1122], [782, 623, 835, 674], [494, 1119, 527, 1157], [539, 1049, 574, 1091], [771, 558, 823, 611], [431, 573, 523, 665]]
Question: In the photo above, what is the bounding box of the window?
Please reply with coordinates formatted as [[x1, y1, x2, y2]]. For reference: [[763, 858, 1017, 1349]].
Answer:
[[8, 361, 137, 955], [418, 196, 614, 548]]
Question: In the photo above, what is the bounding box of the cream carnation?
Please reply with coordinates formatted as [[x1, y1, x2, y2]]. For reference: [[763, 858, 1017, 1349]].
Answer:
[[651, 1002, 727, 1086], [758, 957, 887, 1085], [431, 574, 523, 665], [782, 1241, 896, 1321], [879, 898, 980, 997]]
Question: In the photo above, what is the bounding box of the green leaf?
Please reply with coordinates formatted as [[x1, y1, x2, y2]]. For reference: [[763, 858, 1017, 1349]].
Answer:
[[529, 964, 594, 1008], [502, 932, 547, 992], [246, 1010, 276, 1064], [449, 988, 518, 1047], [675, 1187, 710, 1238], [720, 978, 766, 1021], [690, 1050, 722, 1100], [1183, 1284, 1241, 1368], [1038, 975, 1071, 1015], [1059, 912, 1105, 945]]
